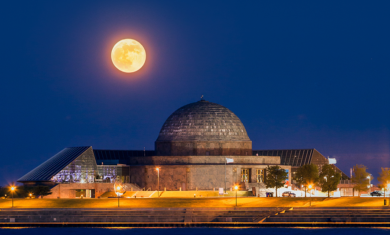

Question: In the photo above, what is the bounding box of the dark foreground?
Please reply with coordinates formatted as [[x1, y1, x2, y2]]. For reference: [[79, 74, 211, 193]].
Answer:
[[2, 228, 390, 235], [2, 207, 390, 227]]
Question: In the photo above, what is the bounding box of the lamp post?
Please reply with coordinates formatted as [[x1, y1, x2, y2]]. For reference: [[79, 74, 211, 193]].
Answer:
[[29, 193, 32, 199], [10, 186, 15, 208], [156, 167, 160, 197], [116, 185, 121, 208], [234, 186, 238, 207], [308, 185, 312, 207]]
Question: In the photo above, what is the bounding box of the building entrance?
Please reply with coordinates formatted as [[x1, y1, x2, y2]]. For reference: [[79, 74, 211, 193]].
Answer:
[[241, 169, 250, 182], [256, 169, 264, 183], [75, 189, 95, 198]]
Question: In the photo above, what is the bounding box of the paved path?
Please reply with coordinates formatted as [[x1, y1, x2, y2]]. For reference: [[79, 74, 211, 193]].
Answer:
[[1, 207, 390, 227]]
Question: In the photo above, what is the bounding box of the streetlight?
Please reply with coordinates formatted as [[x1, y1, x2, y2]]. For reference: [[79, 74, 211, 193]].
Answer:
[[234, 185, 238, 207], [10, 186, 15, 208], [29, 193, 32, 199], [116, 185, 121, 208], [156, 167, 160, 197], [308, 185, 312, 207]]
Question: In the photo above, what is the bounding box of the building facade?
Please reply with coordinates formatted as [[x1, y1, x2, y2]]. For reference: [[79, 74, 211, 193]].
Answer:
[[18, 99, 345, 198]]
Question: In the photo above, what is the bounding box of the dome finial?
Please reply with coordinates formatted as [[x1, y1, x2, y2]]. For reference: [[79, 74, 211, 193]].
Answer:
[[200, 95, 205, 101]]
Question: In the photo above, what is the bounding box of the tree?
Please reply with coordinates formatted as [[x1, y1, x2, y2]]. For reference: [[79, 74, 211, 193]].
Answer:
[[295, 164, 319, 197], [318, 164, 341, 198], [33, 186, 52, 197], [377, 168, 390, 194], [264, 166, 288, 197], [351, 164, 369, 196], [13, 186, 35, 198]]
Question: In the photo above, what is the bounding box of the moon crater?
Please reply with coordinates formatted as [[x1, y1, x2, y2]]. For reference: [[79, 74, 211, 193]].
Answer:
[[111, 39, 146, 73]]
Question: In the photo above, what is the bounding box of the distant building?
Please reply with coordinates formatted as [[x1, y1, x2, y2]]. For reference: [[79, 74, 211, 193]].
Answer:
[[18, 99, 347, 198]]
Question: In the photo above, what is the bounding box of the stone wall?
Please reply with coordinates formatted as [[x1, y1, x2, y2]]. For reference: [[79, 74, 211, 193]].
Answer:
[[43, 155, 288, 198], [155, 141, 252, 156], [130, 164, 291, 191], [129, 155, 280, 165], [44, 183, 139, 199]]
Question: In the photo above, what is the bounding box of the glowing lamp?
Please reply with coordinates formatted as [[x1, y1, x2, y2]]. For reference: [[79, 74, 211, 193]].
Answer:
[[308, 185, 312, 189], [10, 186, 15, 191], [116, 186, 121, 191], [234, 186, 238, 190]]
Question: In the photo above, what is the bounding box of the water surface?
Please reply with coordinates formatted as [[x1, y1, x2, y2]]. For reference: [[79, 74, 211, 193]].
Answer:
[[1, 228, 390, 235]]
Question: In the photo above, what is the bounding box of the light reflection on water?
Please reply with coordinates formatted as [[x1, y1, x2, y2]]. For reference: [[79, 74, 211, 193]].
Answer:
[[1, 227, 390, 235]]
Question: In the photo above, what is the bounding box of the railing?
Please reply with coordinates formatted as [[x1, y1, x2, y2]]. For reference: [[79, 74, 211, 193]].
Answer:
[[340, 180, 353, 184]]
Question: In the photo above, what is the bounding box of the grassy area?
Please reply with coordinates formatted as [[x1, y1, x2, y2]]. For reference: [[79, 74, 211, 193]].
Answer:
[[311, 197, 390, 207], [158, 190, 251, 198], [0, 197, 388, 209], [99, 190, 252, 198], [0, 197, 306, 208]]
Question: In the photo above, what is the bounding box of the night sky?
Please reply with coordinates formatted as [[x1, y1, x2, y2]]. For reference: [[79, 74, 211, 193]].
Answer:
[[1, 1, 389, 185]]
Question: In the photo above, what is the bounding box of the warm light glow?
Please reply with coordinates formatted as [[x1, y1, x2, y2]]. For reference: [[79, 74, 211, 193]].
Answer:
[[234, 186, 238, 190], [116, 186, 121, 191], [10, 186, 15, 191], [29, 193, 32, 197], [111, 39, 146, 73], [308, 185, 312, 189], [156, 167, 159, 171]]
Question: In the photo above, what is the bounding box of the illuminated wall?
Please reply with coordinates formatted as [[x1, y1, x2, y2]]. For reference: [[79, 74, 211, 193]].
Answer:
[[51, 148, 97, 183], [51, 150, 130, 184]]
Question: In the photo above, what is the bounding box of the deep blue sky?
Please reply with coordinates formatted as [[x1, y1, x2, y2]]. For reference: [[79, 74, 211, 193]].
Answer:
[[1, 1, 389, 185]]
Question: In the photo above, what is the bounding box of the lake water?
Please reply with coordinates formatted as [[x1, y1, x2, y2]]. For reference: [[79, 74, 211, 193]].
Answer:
[[1, 228, 390, 235]]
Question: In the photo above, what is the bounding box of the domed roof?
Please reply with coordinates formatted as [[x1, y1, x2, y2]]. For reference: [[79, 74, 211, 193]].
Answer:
[[156, 100, 250, 142]]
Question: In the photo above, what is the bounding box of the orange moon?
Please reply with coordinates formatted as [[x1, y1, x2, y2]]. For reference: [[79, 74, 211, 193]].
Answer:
[[111, 39, 146, 73]]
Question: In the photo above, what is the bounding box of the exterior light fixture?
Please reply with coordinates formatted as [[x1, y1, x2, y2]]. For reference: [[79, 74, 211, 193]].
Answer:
[[114, 183, 124, 208], [10, 186, 15, 208], [156, 167, 160, 197], [234, 185, 238, 207]]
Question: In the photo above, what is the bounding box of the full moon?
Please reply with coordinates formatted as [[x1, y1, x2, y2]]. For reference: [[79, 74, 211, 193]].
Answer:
[[111, 39, 146, 73]]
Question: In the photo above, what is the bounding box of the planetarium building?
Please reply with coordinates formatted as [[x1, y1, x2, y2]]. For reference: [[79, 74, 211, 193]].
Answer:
[[18, 99, 346, 198]]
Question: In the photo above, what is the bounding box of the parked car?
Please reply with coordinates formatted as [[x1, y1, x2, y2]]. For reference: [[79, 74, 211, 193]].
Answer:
[[370, 191, 382, 197], [282, 191, 296, 197]]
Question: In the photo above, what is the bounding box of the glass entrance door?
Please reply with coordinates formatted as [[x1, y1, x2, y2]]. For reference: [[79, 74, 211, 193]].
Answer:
[[256, 169, 264, 183], [241, 169, 250, 182]]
